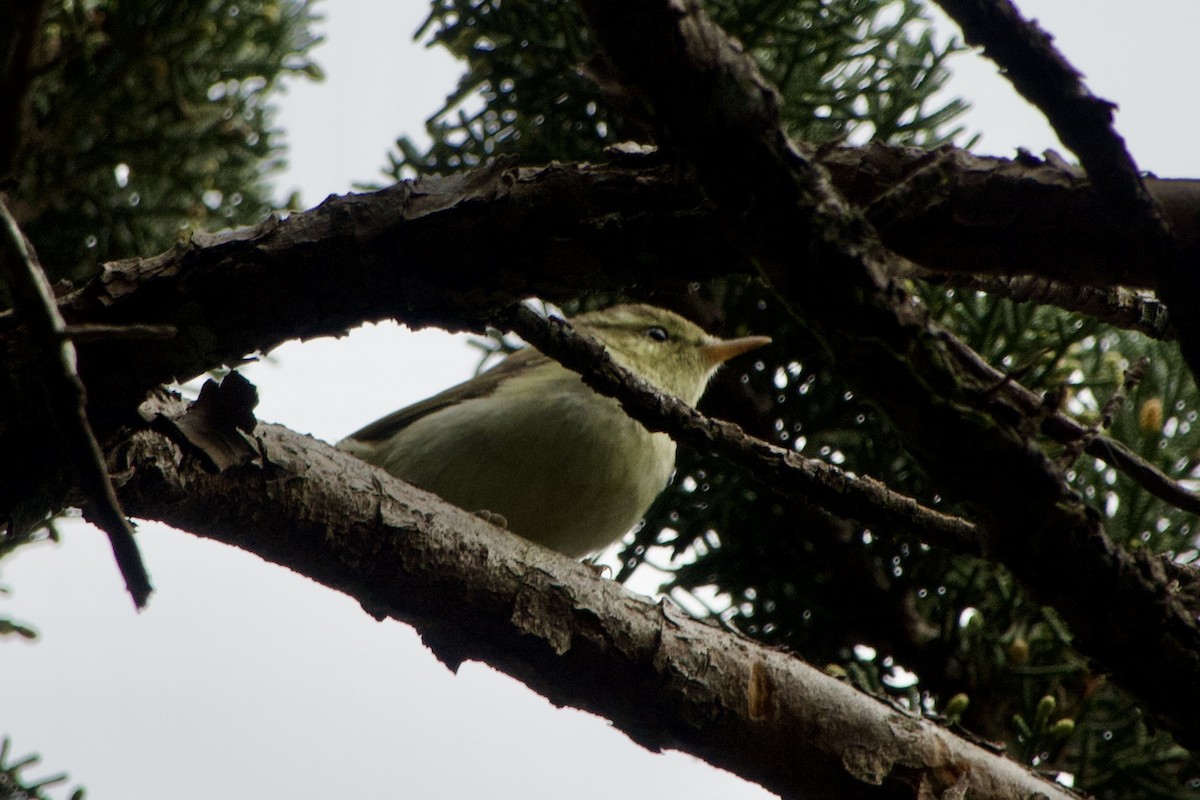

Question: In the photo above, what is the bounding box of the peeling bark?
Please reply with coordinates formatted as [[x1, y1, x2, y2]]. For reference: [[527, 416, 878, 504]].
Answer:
[[109, 395, 1077, 800]]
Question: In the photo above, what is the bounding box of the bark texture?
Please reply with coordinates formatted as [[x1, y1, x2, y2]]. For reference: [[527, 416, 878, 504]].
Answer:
[[4, 4, 1200, 786], [3, 144, 1196, 428], [2, 86, 1199, 756], [110, 393, 1077, 800], [574, 0, 1200, 751]]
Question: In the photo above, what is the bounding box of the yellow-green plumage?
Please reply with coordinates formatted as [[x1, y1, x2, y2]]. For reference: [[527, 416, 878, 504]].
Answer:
[[338, 304, 769, 557]]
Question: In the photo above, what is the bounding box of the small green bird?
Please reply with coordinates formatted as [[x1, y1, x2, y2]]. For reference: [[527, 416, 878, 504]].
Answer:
[[338, 304, 770, 557]]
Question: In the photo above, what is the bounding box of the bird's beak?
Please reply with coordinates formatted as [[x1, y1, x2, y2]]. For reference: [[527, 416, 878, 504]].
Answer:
[[699, 335, 772, 365]]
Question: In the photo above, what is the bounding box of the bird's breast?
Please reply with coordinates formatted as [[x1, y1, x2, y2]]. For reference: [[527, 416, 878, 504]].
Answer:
[[351, 368, 676, 557]]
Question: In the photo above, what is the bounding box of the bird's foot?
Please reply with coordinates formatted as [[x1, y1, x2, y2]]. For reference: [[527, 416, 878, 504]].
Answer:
[[582, 554, 613, 579]]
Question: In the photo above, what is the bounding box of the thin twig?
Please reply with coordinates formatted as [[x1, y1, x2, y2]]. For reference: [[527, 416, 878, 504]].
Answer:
[[507, 304, 981, 555], [1059, 356, 1149, 469], [941, 333, 1200, 515], [62, 322, 177, 342], [0, 199, 152, 608], [918, 272, 1173, 341]]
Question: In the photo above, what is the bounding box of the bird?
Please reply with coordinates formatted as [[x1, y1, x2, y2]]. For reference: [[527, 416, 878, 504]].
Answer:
[[338, 304, 770, 557]]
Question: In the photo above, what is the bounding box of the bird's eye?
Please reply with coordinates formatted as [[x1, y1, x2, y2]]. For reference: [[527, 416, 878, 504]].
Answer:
[[646, 326, 669, 342]]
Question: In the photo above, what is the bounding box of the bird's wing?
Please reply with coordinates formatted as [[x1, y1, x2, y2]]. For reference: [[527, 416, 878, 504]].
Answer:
[[342, 347, 552, 442]]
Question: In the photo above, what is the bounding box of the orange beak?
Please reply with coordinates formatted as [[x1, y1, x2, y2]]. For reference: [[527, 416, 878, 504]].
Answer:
[[699, 335, 772, 365]]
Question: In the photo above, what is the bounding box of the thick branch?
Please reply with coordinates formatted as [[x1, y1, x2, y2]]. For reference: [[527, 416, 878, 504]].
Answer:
[[933, 0, 1200, 384], [109, 403, 1077, 800], [47, 161, 733, 423], [1, 146, 1195, 427], [824, 144, 1200, 291], [575, 0, 1200, 748]]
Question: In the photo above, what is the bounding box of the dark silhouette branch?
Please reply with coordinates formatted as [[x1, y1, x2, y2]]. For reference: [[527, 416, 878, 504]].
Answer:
[[918, 272, 1172, 340], [46, 161, 736, 423], [824, 144, 1200, 290], [1, 149, 1189, 432], [507, 304, 980, 554], [0, 199, 152, 608], [932, 0, 1200, 384], [575, 0, 1200, 749]]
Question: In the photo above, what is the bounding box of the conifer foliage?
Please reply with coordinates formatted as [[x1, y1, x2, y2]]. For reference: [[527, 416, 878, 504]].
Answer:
[[4, 0, 1200, 797], [398, 2, 1200, 796], [2, 0, 320, 294]]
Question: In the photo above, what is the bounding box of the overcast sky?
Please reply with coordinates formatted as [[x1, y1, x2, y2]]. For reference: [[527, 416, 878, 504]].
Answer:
[[4, 2, 1200, 799]]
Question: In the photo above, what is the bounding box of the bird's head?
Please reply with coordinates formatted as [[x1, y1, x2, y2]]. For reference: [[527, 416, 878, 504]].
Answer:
[[572, 304, 771, 405]]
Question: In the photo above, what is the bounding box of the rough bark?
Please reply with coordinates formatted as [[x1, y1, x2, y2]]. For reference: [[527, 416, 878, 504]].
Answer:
[[108, 393, 1078, 800], [3, 13, 1200, 777], [824, 144, 1200, 292], [10, 146, 1192, 552], [931, 0, 1200, 387], [575, 0, 1200, 750], [3, 120, 1200, 749], [3, 144, 1197, 426]]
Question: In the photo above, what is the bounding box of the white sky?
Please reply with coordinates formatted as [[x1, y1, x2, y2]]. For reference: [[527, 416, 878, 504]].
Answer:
[[4, 1, 1200, 798]]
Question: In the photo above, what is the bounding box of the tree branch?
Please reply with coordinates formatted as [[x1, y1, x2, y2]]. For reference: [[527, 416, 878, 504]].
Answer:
[[0, 150, 1180, 420], [575, 0, 1200, 748], [109, 397, 1077, 800], [49, 161, 736, 422], [506, 304, 980, 554], [932, 0, 1200, 385], [917, 272, 1172, 340], [938, 335, 1200, 515], [0, 199, 152, 608], [824, 143, 1200, 291], [0, 145, 1191, 430]]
